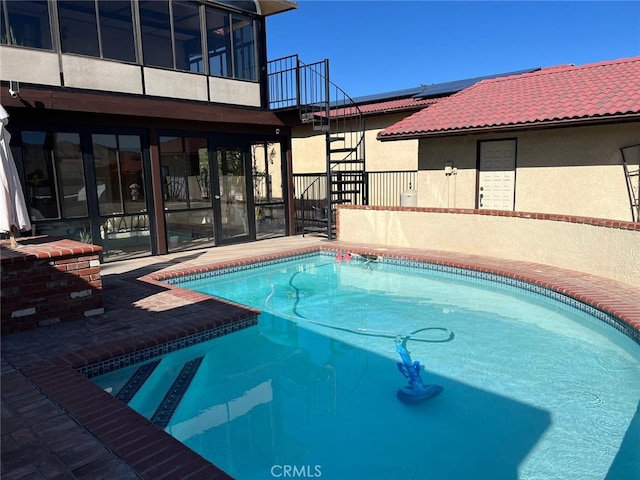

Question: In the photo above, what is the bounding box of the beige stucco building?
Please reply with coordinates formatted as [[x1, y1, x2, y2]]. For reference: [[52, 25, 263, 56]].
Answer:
[[414, 123, 639, 220], [379, 58, 640, 222]]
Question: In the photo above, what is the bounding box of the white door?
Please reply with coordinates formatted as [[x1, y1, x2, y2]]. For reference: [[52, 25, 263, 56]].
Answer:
[[478, 140, 516, 210]]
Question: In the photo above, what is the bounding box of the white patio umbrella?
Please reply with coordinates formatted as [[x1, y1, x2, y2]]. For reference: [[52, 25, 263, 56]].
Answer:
[[0, 105, 31, 247]]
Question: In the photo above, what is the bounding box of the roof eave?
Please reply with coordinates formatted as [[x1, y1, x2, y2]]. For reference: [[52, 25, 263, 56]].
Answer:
[[378, 114, 640, 141], [257, 0, 298, 16]]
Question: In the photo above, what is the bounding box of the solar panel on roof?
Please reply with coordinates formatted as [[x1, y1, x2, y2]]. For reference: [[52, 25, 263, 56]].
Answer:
[[352, 68, 540, 105]]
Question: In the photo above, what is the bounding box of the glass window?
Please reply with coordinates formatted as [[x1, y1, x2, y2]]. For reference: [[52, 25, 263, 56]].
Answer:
[[92, 134, 143, 216], [205, 8, 230, 77], [22, 131, 87, 220], [231, 13, 256, 80], [172, 1, 203, 73], [160, 136, 213, 251], [216, 147, 248, 240], [1, 0, 52, 49], [55, 133, 87, 218], [213, 1, 258, 14], [92, 134, 122, 215], [252, 141, 285, 239], [92, 134, 149, 261], [98, 0, 136, 62], [58, 0, 99, 56], [251, 142, 283, 202], [160, 136, 210, 211], [139, 0, 173, 68]]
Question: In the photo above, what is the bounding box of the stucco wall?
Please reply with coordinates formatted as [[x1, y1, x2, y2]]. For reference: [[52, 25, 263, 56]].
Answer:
[[0, 46, 60, 86], [292, 128, 327, 173], [144, 67, 209, 102], [62, 56, 143, 94], [363, 115, 418, 171], [0, 46, 261, 106], [338, 206, 640, 286], [416, 123, 640, 220], [209, 76, 261, 107], [291, 112, 418, 173]]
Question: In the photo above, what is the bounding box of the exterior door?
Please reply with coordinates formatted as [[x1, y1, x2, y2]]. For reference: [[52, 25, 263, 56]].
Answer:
[[213, 146, 250, 243], [478, 140, 516, 210]]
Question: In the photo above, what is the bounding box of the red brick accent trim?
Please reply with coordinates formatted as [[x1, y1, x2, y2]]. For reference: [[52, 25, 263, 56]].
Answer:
[[338, 205, 640, 231], [0, 238, 103, 264], [22, 365, 232, 480], [141, 245, 640, 335]]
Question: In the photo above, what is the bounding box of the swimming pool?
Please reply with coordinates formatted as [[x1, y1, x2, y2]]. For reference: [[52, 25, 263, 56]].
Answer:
[[93, 252, 640, 479]]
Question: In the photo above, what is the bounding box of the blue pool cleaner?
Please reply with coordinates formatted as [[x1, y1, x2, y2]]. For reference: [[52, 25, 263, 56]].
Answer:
[[395, 337, 443, 404]]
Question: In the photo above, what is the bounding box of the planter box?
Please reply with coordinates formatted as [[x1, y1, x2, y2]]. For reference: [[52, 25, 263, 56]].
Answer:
[[1, 238, 103, 334]]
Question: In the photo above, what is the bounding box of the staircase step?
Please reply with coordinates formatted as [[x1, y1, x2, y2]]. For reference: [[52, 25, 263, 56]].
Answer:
[[332, 189, 360, 195], [328, 136, 345, 142], [115, 360, 161, 404], [332, 178, 364, 184], [329, 147, 358, 154], [330, 159, 365, 165], [151, 356, 204, 429], [332, 169, 365, 175]]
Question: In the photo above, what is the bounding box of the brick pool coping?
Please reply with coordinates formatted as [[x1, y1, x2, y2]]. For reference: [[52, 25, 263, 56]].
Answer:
[[9, 243, 640, 479], [144, 243, 640, 336]]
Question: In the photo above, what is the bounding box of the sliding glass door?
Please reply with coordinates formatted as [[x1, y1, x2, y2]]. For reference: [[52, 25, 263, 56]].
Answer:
[[214, 146, 250, 243], [160, 136, 215, 252]]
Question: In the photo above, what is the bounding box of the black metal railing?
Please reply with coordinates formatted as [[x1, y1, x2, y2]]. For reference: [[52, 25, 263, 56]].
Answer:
[[293, 171, 417, 234], [368, 171, 417, 207], [267, 55, 300, 110], [268, 55, 367, 237]]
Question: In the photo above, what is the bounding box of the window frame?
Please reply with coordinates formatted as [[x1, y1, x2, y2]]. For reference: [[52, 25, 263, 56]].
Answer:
[[1, 0, 261, 82]]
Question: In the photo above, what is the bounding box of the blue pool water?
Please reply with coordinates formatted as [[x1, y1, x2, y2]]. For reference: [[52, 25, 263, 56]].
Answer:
[[93, 253, 640, 480]]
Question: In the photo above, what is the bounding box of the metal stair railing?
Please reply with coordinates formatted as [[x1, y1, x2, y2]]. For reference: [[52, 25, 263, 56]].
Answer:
[[268, 55, 366, 238]]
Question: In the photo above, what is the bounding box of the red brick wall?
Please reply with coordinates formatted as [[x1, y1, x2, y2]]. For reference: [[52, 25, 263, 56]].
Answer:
[[1, 239, 103, 335]]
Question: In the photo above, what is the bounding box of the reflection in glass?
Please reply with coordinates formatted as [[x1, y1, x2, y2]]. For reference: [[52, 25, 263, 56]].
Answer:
[[99, 213, 151, 261], [98, 0, 136, 62], [206, 8, 230, 77], [139, 0, 172, 68], [173, 1, 203, 72], [231, 13, 256, 80], [22, 131, 87, 220], [2, 0, 53, 49], [252, 141, 285, 239], [92, 134, 121, 214], [58, 0, 99, 56], [92, 134, 149, 261], [217, 147, 248, 240], [54, 133, 87, 218], [165, 210, 214, 251], [92, 134, 143, 216], [160, 136, 210, 211], [160, 136, 214, 251]]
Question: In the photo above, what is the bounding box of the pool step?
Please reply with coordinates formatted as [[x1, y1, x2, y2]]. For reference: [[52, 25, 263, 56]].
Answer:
[[115, 359, 161, 404], [151, 356, 204, 429]]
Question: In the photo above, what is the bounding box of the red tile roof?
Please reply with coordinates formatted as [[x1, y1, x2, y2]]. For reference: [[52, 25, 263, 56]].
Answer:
[[357, 97, 438, 115], [378, 56, 640, 140], [327, 97, 437, 119]]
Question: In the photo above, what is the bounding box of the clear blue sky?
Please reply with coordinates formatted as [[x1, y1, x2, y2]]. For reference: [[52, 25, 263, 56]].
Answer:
[[266, 1, 640, 98]]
